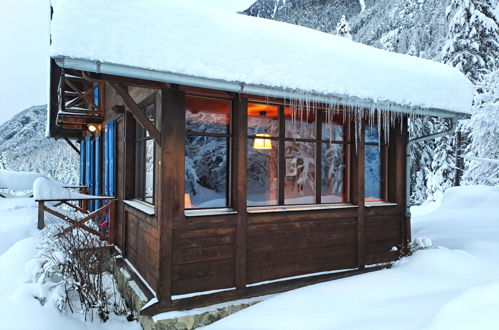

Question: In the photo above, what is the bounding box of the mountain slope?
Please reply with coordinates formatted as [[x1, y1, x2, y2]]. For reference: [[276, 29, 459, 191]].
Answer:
[[0, 105, 79, 185]]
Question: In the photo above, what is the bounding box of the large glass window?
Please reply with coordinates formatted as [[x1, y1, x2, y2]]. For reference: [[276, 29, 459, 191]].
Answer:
[[134, 101, 156, 204], [364, 124, 386, 202], [247, 103, 347, 207], [185, 96, 231, 208]]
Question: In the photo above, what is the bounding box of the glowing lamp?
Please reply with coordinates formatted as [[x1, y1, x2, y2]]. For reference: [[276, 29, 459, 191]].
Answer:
[[87, 124, 98, 133], [184, 193, 192, 208], [253, 133, 272, 150]]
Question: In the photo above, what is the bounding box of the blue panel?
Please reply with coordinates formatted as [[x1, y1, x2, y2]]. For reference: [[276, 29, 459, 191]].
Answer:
[[103, 128, 108, 196], [94, 84, 99, 107], [109, 121, 115, 196], [95, 136, 101, 209], [80, 141, 85, 186]]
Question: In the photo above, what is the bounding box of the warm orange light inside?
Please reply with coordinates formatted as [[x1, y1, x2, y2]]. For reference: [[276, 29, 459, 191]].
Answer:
[[88, 124, 97, 133], [253, 133, 272, 150], [184, 193, 192, 208]]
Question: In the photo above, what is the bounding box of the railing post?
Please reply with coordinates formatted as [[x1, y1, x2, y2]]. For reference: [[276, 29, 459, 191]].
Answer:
[[108, 199, 115, 244], [37, 201, 45, 230]]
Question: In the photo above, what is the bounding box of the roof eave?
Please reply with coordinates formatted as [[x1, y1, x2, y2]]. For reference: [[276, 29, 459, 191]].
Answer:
[[52, 56, 469, 119]]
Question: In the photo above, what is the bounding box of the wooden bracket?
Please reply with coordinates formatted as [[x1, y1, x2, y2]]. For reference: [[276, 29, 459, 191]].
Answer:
[[63, 137, 80, 155], [110, 83, 161, 146]]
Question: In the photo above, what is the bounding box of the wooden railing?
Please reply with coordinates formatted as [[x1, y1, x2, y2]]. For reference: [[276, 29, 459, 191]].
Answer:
[[36, 196, 116, 244]]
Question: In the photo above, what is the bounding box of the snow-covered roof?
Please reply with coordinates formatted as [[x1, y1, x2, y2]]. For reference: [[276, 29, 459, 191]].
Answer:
[[49, 0, 473, 116]]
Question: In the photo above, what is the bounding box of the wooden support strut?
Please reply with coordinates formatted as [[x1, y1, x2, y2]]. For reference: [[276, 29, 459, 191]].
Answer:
[[110, 83, 161, 146], [63, 137, 80, 155]]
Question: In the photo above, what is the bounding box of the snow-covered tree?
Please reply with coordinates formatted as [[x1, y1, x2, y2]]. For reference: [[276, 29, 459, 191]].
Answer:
[[463, 70, 499, 185], [441, 0, 499, 83], [336, 15, 352, 39]]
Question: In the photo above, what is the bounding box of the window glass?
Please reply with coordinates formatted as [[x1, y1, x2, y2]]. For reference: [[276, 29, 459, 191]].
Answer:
[[186, 96, 230, 134], [285, 106, 317, 139], [365, 124, 380, 143], [364, 123, 383, 202], [247, 103, 279, 137], [321, 143, 345, 203], [134, 100, 156, 204], [185, 96, 231, 208], [321, 111, 344, 141], [284, 141, 316, 205], [247, 139, 278, 206]]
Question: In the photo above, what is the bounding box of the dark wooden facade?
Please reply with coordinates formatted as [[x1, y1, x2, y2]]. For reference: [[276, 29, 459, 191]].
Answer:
[[50, 66, 410, 313]]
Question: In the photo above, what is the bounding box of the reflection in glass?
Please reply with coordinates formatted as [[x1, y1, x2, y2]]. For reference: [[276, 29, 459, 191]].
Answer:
[[247, 139, 278, 206], [365, 145, 382, 201], [284, 141, 316, 204], [144, 139, 154, 204], [321, 143, 345, 203], [365, 124, 380, 143], [185, 135, 228, 208], [321, 111, 344, 141], [285, 107, 316, 139], [247, 103, 279, 137], [186, 96, 230, 134]]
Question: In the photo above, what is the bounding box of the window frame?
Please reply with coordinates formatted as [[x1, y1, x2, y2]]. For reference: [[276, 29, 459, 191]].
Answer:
[[247, 102, 351, 207], [364, 122, 389, 203], [184, 94, 233, 210], [133, 94, 157, 205]]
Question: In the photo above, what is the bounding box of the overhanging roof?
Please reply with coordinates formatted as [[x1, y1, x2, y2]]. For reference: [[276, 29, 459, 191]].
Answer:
[[50, 0, 473, 118]]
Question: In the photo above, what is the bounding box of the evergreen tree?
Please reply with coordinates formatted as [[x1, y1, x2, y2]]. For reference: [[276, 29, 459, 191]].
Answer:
[[463, 70, 499, 184], [441, 0, 499, 83], [336, 15, 352, 39]]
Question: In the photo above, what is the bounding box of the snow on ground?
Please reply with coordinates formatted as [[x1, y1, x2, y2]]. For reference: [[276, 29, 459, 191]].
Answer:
[[205, 185, 499, 330], [0, 197, 140, 330]]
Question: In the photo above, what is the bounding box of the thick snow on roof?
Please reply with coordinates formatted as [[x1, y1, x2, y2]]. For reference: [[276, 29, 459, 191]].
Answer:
[[50, 0, 473, 115]]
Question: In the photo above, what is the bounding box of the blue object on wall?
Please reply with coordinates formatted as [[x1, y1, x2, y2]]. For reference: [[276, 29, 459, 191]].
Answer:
[[80, 140, 86, 186], [108, 121, 115, 196], [94, 84, 99, 107], [95, 136, 101, 209]]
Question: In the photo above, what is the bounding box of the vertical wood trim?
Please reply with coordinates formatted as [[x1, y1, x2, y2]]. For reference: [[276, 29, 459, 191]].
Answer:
[[315, 111, 322, 204], [37, 201, 45, 230], [357, 120, 366, 269], [234, 97, 248, 290], [157, 87, 185, 307], [278, 105, 285, 205]]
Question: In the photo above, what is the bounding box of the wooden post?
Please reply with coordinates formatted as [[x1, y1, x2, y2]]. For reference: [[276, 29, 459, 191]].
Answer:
[[108, 200, 116, 244], [157, 86, 185, 308], [356, 120, 366, 269], [233, 97, 248, 291], [37, 201, 45, 230]]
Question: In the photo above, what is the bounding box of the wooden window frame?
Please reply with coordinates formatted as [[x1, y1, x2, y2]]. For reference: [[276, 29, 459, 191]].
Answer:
[[247, 102, 351, 207], [184, 94, 233, 210], [133, 95, 157, 204]]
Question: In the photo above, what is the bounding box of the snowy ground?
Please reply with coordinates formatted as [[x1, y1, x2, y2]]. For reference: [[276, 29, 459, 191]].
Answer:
[[0, 197, 140, 330], [205, 185, 499, 330]]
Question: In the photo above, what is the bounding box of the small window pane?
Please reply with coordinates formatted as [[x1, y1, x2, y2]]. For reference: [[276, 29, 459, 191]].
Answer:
[[185, 135, 228, 208], [186, 96, 230, 134], [321, 112, 344, 141], [247, 103, 279, 137], [144, 139, 154, 204], [144, 103, 156, 126], [365, 145, 382, 201], [285, 107, 317, 139], [321, 143, 345, 203], [247, 139, 278, 206], [284, 141, 316, 205], [365, 124, 380, 143]]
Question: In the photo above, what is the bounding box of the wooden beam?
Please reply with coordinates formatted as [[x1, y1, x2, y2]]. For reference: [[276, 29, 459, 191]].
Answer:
[[233, 96, 248, 291], [157, 87, 185, 309], [63, 137, 80, 155], [110, 83, 161, 146]]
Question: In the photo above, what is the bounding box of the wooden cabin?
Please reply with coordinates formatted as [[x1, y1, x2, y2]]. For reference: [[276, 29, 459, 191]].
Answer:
[[47, 1, 472, 314]]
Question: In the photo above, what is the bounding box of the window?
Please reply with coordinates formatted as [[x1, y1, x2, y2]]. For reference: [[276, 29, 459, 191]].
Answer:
[[247, 103, 348, 207], [134, 99, 156, 204], [364, 123, 386, 202], [184, 95, 231, 208]]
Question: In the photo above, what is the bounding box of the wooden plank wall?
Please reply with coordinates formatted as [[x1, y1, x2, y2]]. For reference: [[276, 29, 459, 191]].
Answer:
[[171, 216, 237, 295]]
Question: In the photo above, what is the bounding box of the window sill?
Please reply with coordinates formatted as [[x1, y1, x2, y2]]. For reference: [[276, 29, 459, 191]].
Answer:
[[185, 208, 238, 217], [365, 201, 398, 208], [124, 199, 155, 215], [247, 203, 358, 214]]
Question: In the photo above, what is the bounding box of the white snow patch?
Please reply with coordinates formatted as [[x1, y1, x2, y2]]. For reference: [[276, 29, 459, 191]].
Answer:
[[0, 169, 45, 191], [50, 0, 472, 115]]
